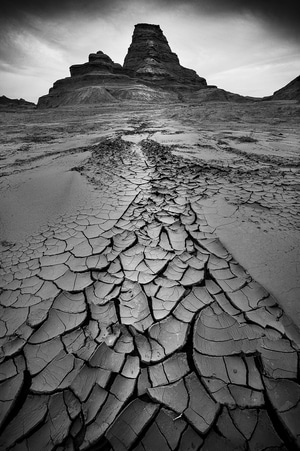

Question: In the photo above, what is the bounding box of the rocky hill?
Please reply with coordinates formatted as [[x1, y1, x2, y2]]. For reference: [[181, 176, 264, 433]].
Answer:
[[38, 24, 209, 107], [38, 23, 253, 108], [271, 75, 300, 101]]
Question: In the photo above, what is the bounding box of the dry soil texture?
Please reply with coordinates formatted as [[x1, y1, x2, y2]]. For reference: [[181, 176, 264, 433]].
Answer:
[[0, 100, 300, 450]]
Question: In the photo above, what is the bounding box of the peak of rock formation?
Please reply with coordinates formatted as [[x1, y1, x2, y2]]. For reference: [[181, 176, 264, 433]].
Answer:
[[123, 23, 207, 89]]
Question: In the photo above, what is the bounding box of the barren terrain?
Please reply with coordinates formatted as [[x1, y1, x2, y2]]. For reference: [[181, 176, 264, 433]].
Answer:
[[0, 100, 300, 450]]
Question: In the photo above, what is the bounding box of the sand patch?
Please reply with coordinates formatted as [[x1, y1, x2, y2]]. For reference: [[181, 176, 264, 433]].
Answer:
[[201, 196, 300, 328], [0, 164, 94, 243]]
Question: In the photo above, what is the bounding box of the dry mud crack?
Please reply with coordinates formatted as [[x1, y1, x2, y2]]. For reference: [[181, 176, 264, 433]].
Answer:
[[0, 134, 300, 451]]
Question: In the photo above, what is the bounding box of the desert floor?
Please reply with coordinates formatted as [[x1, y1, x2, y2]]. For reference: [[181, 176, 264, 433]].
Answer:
[[0, 100, 300, 450]]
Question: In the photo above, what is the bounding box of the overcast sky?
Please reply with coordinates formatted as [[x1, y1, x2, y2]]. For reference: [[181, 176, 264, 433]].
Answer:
[[1, 0, 299, 102]]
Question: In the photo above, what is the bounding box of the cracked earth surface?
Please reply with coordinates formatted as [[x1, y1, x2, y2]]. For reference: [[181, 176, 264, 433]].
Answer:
[[0, 103, 300, 450]]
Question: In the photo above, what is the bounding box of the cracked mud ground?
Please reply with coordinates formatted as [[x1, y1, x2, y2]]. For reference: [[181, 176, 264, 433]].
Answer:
[[0, 103, 300, 450]]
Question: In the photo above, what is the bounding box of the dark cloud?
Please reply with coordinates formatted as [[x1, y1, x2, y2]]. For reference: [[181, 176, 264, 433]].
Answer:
[[161, 0, 300, 40], [1, 0, 111, 17], [0, 0, 119, 25], [1, 0, 299, 38], [0, 1, 119, 68], [0, 1, 120, 43]]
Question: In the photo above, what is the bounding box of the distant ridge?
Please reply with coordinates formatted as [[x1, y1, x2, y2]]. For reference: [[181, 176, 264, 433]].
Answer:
[[0, 95, 35, 108]]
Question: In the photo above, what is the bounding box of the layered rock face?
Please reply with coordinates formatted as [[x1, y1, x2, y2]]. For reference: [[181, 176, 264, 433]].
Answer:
[[38, 23, 207, 107], [37, 50, 145, 108], [123, 23, 207, 89]]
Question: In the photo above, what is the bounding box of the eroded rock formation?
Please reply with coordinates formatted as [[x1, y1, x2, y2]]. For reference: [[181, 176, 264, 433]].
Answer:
[[38, 23, 207, 107]]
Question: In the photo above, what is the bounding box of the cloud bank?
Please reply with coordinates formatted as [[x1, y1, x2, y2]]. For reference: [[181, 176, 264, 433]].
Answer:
[[1, 0, 299, 39]]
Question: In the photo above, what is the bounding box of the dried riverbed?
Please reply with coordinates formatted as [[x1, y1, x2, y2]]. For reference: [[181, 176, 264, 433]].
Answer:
[[0, 101, 300, 450]]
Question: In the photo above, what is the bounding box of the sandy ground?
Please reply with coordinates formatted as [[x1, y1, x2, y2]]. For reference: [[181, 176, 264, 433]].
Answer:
[[1, 101, 299, 326]]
